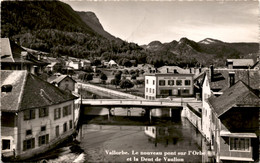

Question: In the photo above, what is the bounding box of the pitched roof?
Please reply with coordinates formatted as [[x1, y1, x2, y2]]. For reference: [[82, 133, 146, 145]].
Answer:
[[208, 81, 260, 117], [1, 70, 78, 112], [207, 69, 260, 91], [226, 59, 254, 67], [49, 75, 76, 84], [157, 66, 190, 74], [1, 38, 47, 65], [1, 38, 14, 62]]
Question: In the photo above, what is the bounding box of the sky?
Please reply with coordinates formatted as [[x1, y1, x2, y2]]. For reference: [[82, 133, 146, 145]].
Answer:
[[64, 0, 259, 45]]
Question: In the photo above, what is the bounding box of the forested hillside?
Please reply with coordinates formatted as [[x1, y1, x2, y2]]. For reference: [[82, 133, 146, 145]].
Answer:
[[1, 1, 258, 67]]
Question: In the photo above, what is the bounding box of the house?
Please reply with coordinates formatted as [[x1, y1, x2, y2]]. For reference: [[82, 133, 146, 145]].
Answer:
[[80, 59, 91, 69], [0, 38, 48, 74], [48, 75, 77, 92], [208, 81, 259, 162], [66, 59, 80, 70], [226, 59, 254, 69], [144, 73, 194, 99], [108, 60, 118, 67], [45, 62, 61, 73], [1, 70, 78, 160], [157, 66, 190, 74], [203, 66, 259, 94]]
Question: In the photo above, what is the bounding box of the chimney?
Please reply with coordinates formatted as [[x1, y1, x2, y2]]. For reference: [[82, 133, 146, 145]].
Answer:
[[227, 59, 233, 69], [21, 51, 28, 59], [199, 67, 202, 73], [229, 72, 235, 87], [38, 55, 41, 60], [190, 68, 192, 74], [210, 65, 214, 81], [166, 68, 169, 73]]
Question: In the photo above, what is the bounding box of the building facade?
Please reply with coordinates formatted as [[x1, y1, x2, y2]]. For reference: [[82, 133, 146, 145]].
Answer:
[[1, 70, 78, 160], [49, 75, 76, 92], [0, 38, 47, 74], [208, 81, 259, 162], [145, 73, 194, 99]]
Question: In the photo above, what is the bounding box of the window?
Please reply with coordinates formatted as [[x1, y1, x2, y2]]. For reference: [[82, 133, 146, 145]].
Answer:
[[176, 80, 182, 86], [26, 129, 32, 136], [182, 90, 190, 94], [185, 80, 191, 85], [69, 120, 73, 129], [146, 79, 148, 84], [54, 108, 61, 120], [153, 89, 154, 93], [230, 138, 250, 151], [2, 139, 10, 150], [24, 109, 35, 120], [159, 80, 165, 86], [153, 80, 155, 85], [39, 108, 48, 117], [56, 125, 59, 137], [23, 138, 35, 151], [63, 106, 68, 117], [168, 80, 174, 86], [63, 122, 67, 133], [160, 90, 169, 95], [41, 126, 46, 132], [149, 88, 151, 93], [68, 105, 71, 115], [146, 88, 148, 92], [38, 134, 49, 146]]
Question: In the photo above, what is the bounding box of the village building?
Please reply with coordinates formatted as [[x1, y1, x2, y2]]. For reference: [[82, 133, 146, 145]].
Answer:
[[208, 81, 259, 162], [226, 59, 254, 69], [144, 73, 194, 99], [48, 74, 77, 92], [1, 70, 78, 160], [0, 38, 48, 74], [157, 66, 190, 74]]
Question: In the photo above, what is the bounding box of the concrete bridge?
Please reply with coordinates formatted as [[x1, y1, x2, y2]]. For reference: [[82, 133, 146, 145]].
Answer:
[[81, 98, 199, 108]]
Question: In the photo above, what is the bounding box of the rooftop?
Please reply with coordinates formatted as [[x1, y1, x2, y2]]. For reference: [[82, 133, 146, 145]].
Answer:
[[226, 59, 254, 67], [49, 75, 76, 84], [1, 70, 78, 112], [207, 68, 260, 91], [1, 38, 47, 65], [208, 80, 260, 117]]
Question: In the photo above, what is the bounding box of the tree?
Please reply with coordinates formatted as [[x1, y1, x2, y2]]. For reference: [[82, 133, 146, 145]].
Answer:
[[123, 69, 129, 75], [100, 73, 108, 84], [130, 69, 136, 75], [131, 74, 137, 80], [110, 78, 121, 88], [114, 72, 122, 81], [120, 79, 134, 91], [86, 73, 93, 82], [92, 59, 101, 66]]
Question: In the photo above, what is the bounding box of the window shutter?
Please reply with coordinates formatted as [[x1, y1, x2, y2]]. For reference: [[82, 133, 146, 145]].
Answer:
[[38, 136, 41, 146], [46, 134, 49, 144], [31, 110, 35, 119], [32, 138, 35, 148], [23, 140, 27, 151]]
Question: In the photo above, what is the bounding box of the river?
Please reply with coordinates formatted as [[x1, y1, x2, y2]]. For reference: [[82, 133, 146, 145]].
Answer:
[[77, 116, 206, 162]]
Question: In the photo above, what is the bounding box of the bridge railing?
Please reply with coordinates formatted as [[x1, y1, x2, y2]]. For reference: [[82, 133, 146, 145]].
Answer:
[[81, 98, 201, 107]]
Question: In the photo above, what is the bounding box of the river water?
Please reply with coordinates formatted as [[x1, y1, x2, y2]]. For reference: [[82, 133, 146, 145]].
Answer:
[[77, 115, 207, 163]]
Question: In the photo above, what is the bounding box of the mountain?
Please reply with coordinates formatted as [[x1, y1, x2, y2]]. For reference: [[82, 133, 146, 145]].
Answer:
[[144, 37, 259, 67], [1, 1, 134, 59], [77, 11, 121, 42]]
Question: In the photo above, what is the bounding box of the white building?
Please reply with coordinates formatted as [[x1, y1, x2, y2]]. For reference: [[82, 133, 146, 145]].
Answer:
[[1, 70, 78, 160], [144, 73, 194, 100]]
